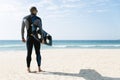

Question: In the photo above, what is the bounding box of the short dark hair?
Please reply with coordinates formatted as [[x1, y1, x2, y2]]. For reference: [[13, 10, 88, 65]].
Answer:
[[30, 6, 38, 13]]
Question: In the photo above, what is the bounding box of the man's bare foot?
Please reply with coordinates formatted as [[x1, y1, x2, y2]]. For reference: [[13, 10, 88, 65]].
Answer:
[[27, 68, 37, 73], [38, 67, 44, 72], [27, 68, 31, 73]]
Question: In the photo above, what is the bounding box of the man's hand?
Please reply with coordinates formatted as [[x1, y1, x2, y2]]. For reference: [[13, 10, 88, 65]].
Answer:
[[22, 38, 26, 43], [41, 39, 44, 44]]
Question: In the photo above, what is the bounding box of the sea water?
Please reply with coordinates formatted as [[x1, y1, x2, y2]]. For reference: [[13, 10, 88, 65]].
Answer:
[[0, 40, 120, 51]]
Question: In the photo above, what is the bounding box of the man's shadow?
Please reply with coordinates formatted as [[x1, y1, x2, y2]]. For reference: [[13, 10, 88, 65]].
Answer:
[[40, 69, 120, 80]]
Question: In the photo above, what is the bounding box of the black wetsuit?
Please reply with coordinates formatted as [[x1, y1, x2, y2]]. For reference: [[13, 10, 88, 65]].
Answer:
[[21, 14, 43, 68]]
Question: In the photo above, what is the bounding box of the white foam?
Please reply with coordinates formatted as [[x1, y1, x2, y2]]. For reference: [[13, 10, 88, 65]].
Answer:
[[0, 44, 24, 48], [52, 44, 120, 48]]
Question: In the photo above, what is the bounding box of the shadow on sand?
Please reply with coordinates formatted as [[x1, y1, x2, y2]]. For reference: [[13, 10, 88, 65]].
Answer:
[[40, 69, 120, 80]]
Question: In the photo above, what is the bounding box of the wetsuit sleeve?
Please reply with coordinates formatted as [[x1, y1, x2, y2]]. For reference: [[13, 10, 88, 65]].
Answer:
[[38, 18, 44, 40], [21, 19, 25, 39]]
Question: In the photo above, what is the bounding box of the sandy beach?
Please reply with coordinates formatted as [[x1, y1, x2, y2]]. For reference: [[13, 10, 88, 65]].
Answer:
[[0, 49, 120, 80]]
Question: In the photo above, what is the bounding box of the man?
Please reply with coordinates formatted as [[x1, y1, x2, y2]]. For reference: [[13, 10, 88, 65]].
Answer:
[[21, 6, 44, 73]]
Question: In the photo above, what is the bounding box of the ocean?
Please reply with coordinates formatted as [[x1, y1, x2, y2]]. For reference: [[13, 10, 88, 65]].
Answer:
[[0, 40, 120, 51]]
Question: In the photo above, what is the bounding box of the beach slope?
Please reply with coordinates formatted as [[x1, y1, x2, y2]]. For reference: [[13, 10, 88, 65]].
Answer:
[[0, 49, 120, 80]]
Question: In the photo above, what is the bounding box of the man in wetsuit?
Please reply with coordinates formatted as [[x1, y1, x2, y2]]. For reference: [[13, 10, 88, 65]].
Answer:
[[21, 7, 44, 72]]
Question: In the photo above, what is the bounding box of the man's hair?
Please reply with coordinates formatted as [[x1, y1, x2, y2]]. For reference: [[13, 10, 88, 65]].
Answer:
[[30, 6, 38, 13]]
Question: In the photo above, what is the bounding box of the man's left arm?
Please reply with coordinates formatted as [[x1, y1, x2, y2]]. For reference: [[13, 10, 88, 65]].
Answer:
[[37, 18, 44, 41]]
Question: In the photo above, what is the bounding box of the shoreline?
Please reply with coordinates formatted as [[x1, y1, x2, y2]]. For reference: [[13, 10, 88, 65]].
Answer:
[[0, 48, 120, 52]]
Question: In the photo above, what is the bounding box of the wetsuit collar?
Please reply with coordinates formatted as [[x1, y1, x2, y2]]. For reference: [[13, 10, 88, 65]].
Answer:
[[31, 13, 36, 16]]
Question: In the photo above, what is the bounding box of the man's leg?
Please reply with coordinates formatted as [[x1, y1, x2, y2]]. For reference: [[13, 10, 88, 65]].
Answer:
[[34, 39, 42, 72], [26, 37, 34, 72]]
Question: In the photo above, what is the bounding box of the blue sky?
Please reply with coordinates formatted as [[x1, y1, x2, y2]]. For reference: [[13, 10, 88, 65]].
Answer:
[[0, 0, 120, 40]]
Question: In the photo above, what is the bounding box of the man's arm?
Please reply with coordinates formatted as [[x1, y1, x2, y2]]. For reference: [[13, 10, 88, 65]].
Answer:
[[37, 18, 44, 40], [21, 19, 26, 42], [35, 18, 43, 40]]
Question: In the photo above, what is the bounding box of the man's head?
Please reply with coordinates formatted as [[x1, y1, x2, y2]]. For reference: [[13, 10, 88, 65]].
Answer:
[[30, 6, 38, 15]]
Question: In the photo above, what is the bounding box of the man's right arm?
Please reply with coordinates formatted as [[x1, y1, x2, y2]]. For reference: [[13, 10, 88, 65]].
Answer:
[[21, 19, 26, 42]]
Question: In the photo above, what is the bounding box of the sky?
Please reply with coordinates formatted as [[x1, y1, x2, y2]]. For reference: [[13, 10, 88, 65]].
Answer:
[[0, 0, 120, 40]]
